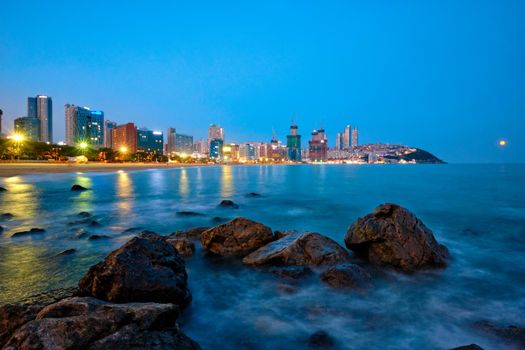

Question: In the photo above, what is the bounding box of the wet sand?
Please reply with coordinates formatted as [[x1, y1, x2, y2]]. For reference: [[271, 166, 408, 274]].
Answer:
[[0, 162, 205, 177]]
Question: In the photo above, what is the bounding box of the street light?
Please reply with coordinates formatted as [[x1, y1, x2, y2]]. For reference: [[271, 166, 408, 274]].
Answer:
[[120, 146, 128, 154]]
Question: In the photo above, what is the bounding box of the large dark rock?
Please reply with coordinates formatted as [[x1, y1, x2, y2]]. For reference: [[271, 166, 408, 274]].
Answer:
[[78, 232, 191, 307], [201, 217, 274, 257], [11, 228, 46, 238], [344, 204, 449, 272], [474, 320, 525, 348], [243, 231, 350, 266], [2, 297, 200, 350], [170, 227, 210, 241], [320, 263, 372, 291], [0, 288, 78, 348], [218, 200, 239, 209], [71, 184, 88, 191], [166, 238, 195, 258]]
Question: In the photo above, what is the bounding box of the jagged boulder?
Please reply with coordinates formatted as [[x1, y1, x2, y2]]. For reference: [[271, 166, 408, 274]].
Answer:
[[344, 204, 449, 272], [78, 232, 191, 307], [201, 218, 274, 257], [243, 231, 350, 266], [2, 297, 201, 350], [320, 263, 372, 291]]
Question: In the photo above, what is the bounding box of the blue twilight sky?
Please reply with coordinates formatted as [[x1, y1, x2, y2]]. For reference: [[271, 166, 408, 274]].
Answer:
[[1, 0, 524, 162]]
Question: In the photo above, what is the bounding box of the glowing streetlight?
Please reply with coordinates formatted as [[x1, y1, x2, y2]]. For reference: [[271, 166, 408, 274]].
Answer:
[[120, 146, 128, 154], [79, 142, 88, 149], [11, 134, 24, 142]]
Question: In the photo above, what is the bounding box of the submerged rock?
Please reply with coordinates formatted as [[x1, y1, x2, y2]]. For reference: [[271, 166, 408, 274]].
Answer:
[[320, 263, 372, 291], [218, 199, 239, 209], [0, 187, 7, 192], [201, 217, 274, 257], [89, 220, 101, 227], [170, 227, 210, 241], [11, 228, 46, 238], [246, 192, 261, 197], [77, 211, 92, 218], [55, 248, 77, 257], [211, 216, 229, 224], [243, 231, 350, 267], [166, 238, 195, 258], [449, 345, 484, 350], [79, 232, 191, 307], [269, 266, 312, 280], [2, 297, 201, 350], [0, 226, 3, 233], [474, 320, 525, 348], [0, 213, 14, 221], [307, 330, 334, 348], [176, 211, 205, 217], [88, 234, 111, 240], [344, 203, 449, 272], [122, 227, 145, 233], [71, 184, 88, 191]]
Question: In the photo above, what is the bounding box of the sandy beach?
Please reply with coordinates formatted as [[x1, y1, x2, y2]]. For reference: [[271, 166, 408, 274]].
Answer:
[[0, 162, 202, 177]]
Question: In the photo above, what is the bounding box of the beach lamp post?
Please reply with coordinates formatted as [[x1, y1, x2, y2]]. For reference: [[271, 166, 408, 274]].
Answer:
[[10, 134, 24, 159], [79, 142, 88, 156], [119, 146, 128, 161]]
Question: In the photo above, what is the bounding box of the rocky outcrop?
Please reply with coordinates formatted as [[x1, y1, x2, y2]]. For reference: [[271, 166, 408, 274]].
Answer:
[[201, 218, 274, 257], [243, 231, 350, 267], [71, 184, 88, 191], [0, 288, 78, 347], [166, 238, 195, 258], [320, 263, 372, 291], [78, 232, 191, 308], [218, 200, 239, 209], [344, 204, 449, 272], [2, 297, 200, 350], [11, 228, 46, 238], [170, 227, 210, 241], [474, 320, 525, 348]]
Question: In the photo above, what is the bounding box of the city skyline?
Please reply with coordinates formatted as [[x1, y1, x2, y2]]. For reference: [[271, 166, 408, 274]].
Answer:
[[1, 1, 524, 163]]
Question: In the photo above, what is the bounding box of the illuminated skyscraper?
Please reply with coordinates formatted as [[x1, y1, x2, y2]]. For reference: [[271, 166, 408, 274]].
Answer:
[[352, 127, 359, 147], [343, 125, 351, 149], [65, 104, 104, 148], [209, 139, 224, 160], [167, 127, 176, 154], [308, 128, 328, 161], [137, 128, 163, 155], [14, 116, 39, 141], [28, 95, 53, 143], [104, 120, 117, 148], [286, 121, 301, 161], [112, 123, 137, 153]]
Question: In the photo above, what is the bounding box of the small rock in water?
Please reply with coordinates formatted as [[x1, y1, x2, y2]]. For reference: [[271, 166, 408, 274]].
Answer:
[[0, 187, 7, 192], [218, 199, 239, 209], [0, 226, 3, 233], [176, 211, 205, 217], [0, 213, 14, 221], [344, 203, 449, 272], [74, 228, 88, 238], [449, 345, 484, 350], [246, 192, 261, 197], [11, 228, 46, 237], [320, 263, 373, 291], [201, 217, 274, 257], [89, 220, 101, 227], [307, 330, 334, 348], [474, 320, 525, 348], [122, 226, 145, 233], [166, 237, 195, 257], [88, 234, 111, 240], [211, 216, 229, 223], [55, 248, 77, 257], [269, 266, 312, 280], [71, 184, 88, 191], [170, 227, 210, 241]]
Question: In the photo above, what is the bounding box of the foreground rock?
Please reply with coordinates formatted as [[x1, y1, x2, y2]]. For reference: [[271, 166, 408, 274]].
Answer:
[[71, 184, 88, 191], [166, 238, 195, 258], [320, 263, 372, 291], [79, 232, 191, 307], [344, 204, 449, 272], [201, 218, 274, 257], [243, 231, 350, 266], [474, 320, 525, 348], [2, 297, 200, 350], [0, 288, 78, 347]]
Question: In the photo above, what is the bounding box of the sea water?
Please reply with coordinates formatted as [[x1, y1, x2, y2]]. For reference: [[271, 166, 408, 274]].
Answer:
[[0, 164, 524, 349]]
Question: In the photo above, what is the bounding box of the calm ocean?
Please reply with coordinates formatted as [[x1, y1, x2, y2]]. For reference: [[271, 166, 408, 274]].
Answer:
[[1, 164, 524, 349]]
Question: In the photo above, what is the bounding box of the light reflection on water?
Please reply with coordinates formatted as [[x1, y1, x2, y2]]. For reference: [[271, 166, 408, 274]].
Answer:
[[0, 164, 524, 349]]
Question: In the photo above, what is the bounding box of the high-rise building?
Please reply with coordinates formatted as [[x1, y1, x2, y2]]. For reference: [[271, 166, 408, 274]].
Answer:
[[28, 95, 53, 143], [64, 104, 104, 148], [112, 123, 137, 153], [137, 128, 163, 155], [335, 132, 342, 150], [343, 125, 351, 149], [259, 143, 272, 160], [209, 139, 224, 160], [239, 143, 256, 161], [0, 109, 3, 135], [166, 127, 176, 154], [104, 120, 117, 148], [14, 116, 39, 141], [193, 138, 208, 155], [286, 121, 302, 161], [175, 133, 193, 154], [208, 124, 224, 141], [308, 128, 328, 162], [352, 127, 359, 147]]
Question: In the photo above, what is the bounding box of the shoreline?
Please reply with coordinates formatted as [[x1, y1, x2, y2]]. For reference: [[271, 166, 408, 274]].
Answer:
[[0, 162, 208, 178]]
